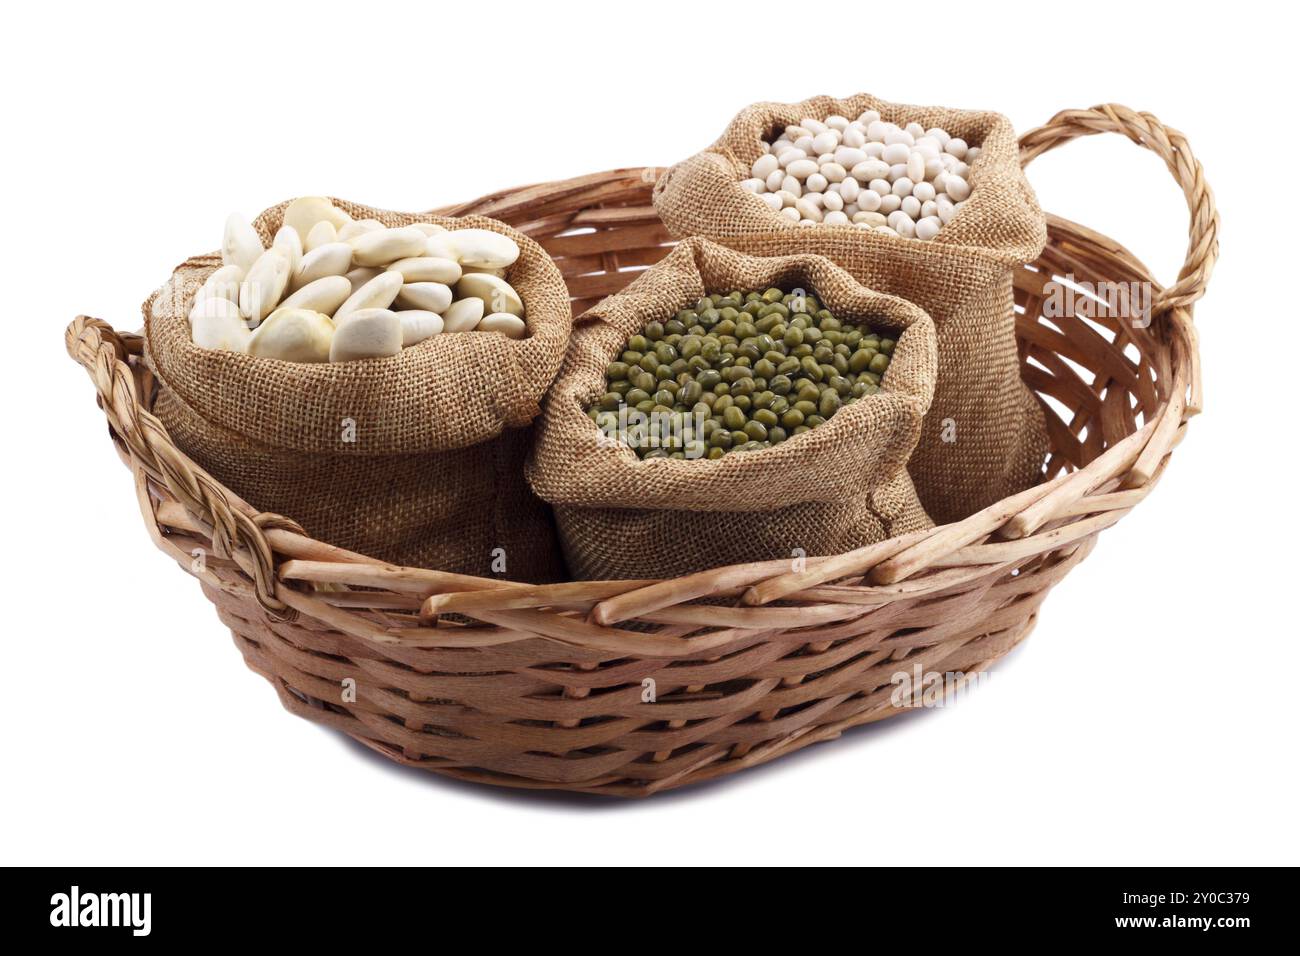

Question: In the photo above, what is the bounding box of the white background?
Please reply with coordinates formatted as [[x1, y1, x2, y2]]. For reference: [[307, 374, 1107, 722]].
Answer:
[[4, 0, 1296, 866]]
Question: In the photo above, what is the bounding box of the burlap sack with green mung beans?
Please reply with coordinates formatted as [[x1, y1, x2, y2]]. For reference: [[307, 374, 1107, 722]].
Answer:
[[526, 237, 937, 581], [652, 92, 1050, 524], [144, 198, 569, 580]]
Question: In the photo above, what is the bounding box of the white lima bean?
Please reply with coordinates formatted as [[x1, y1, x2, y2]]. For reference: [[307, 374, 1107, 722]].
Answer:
[[304, 220, 337, 253], [329, 309, 403, 362], [278, 275, 352, 316], [189, 297, 250, 352], [345, 267, 382, 292], [442, 297, 485, 332], [222, 214, 263, 274], [292, 242, 353, 290], [456, 273, 525, 318], [478, 313, 527, 339], [351, 227, 429, 267], [397, 310, 445, 346], [337, 219, 384, 242], [334, 270, 404, 325], [190, 199, 531, 361], [283, 196, 351, 242], [448, 229, 521, 270], [745, 111, 977, 240], [193, 264, 244, 308], [271, 226, 302, 276], [387, 256, 462, 284], [395, 282, 453, 314], [248, 308, 334, 363], [239, 250, 291, 327]]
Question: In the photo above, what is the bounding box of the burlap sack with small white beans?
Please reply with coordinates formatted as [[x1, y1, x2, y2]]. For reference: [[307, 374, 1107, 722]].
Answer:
[[526, 237, 937, 581], [652, 92, 1050, 523], [144, 199, 570, 580]]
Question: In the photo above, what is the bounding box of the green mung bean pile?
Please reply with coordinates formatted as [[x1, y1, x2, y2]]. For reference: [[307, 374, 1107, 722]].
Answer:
[[587, 288, 894, 459]]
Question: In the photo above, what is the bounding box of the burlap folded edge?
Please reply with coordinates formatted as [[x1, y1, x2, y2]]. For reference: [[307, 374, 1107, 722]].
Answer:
[[652, 91, 1047, 267], [526, 237, 938, 514], [143, 202, 572, 456]]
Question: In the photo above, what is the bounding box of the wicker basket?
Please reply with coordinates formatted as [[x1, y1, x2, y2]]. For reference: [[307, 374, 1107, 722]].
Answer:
[[66, 105, 1216, 796]]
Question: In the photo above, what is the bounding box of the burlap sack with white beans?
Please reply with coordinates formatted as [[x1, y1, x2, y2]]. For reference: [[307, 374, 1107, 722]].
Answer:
[[144, 199, 570, 580], [652, 92, 1050, 523], [526, 237, 937, 581]]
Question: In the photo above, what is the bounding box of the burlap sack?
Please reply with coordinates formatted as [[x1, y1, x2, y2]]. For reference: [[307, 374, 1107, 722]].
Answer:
[[144, 199, 570, 581], [652, 92, 1050, 523], [526, 237, 937, 580]]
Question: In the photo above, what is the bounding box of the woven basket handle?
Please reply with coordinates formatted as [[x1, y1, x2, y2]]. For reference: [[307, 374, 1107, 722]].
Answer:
[[64, 315, 294, 617], [1018, 104, 1218, 315]]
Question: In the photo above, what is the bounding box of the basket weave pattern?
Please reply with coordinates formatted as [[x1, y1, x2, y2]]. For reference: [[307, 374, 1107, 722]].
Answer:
[[66, 105, 1216, 796]]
